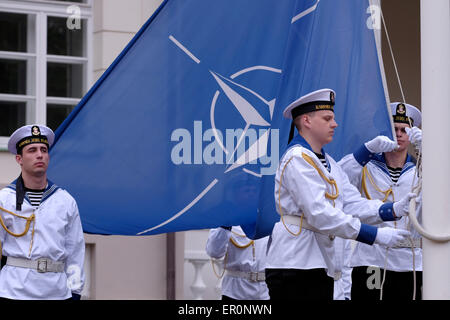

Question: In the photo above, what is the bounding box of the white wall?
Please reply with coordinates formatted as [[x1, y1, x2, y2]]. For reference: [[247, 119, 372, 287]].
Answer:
[[92, 0, 164, 82], [0, 153, 20, 188], [85, 233, 183, 300]]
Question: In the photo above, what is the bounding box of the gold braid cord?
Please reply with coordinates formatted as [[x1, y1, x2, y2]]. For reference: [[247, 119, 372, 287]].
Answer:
[[278, 153, 339, 237], [230, 231, 255, 262], [361, 166, 397, 228], [211, 232, 256, 278], [230, 231, 254, 249], [361, 165, 394, 202], [302, 153, 339, 202], [278, 157, 303, 236], [211, 252, 227, 279], [0, 205, 36, 256]]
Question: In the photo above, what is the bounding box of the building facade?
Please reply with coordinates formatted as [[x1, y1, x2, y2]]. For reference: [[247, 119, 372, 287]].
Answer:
[[0, 0, 190, 300], [0, 0, 428, 299]]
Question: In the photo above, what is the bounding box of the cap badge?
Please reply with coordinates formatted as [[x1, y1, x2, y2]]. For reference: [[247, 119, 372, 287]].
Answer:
[[31, 126, 41, 136], [396, 103, 406, 115]]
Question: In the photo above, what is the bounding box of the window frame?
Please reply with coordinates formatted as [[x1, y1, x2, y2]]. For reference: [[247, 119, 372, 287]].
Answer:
[[0, 0, 92, 150]]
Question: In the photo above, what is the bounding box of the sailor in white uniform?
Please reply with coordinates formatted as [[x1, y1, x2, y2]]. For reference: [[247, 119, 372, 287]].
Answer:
[[338, 102, 423, 300], [265, 89, 416, 300], [0, 125, 85, 300], [206, 226, 269, 300]]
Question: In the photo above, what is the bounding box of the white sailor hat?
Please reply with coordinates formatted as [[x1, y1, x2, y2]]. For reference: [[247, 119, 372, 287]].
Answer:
[[283, 88, 336, 119], [390, 102, 421, 127], [8, 124, 55, 155]]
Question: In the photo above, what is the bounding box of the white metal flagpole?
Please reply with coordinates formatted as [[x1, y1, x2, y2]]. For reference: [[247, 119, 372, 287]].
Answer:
[[420, 0, 450, 300]]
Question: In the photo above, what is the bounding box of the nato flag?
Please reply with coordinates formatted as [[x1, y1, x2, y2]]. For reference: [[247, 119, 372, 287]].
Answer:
[[49, 0, 393, 238]]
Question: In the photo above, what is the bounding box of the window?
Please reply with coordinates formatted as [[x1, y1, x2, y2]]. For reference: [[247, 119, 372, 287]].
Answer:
[[0, 0, 92, 149], [51, 0, 87, 3]]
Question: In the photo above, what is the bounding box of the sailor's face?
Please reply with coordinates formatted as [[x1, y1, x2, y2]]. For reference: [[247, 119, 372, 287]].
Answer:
[[394, 123, 410, 151], [16, 143, 49, 177], [309, 110, 338, 145]]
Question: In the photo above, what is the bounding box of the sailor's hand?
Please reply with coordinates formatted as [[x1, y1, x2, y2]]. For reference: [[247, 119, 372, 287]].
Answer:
[[374, 227, 410, 247], [364, 136, 397, 153], [393, 192, 417, 217], [405, 127, 422, 151]]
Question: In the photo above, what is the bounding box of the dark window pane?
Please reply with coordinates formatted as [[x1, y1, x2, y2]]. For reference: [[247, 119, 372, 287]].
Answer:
[[0, 12, 27, 52], [47, 62, 83, 98], [47, 104, 75, 131], [0, 59, 26, 94], [0, 101, 26, 136], [47, 16, 84, 57], [50, 0, 85, 3]]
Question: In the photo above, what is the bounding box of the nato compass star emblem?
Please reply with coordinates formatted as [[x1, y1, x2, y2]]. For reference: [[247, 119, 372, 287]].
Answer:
[[137, 35, 281, 235], [209, 67, 279, 175]]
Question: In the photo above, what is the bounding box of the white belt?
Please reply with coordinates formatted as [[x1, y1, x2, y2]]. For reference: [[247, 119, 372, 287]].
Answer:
[[226, 270, 266, 282], [281, 215, 335, 240], [393, 238, 422, 249], [6, 257, 65, 273]]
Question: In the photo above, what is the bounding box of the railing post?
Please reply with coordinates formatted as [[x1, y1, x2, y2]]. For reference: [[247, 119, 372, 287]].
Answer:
[[187, 258, 208, 300]]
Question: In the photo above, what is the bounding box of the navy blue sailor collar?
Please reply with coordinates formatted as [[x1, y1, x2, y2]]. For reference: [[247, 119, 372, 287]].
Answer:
[[7, 178, 60, 206], [286, 133, 331, 171], [372, 152, 416, 176]]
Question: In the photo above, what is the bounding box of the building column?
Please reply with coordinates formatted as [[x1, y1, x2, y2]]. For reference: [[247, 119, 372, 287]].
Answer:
[[420, 0, 450, 300]]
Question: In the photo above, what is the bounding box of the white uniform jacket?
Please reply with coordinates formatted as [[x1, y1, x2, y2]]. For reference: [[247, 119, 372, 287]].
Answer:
[[206, 226, 269, 300], [266, 134, 397, 279], [338, 144, 422, 271], [0, 179, 85, 300]]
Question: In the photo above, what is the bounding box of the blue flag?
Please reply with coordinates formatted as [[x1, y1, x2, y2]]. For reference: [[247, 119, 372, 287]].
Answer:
[[49, 0, 393, 238]]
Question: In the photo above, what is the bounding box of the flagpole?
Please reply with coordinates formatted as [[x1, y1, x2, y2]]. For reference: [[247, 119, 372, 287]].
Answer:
[[420, 0, 450, 300], [369, 0, 396, 141]]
